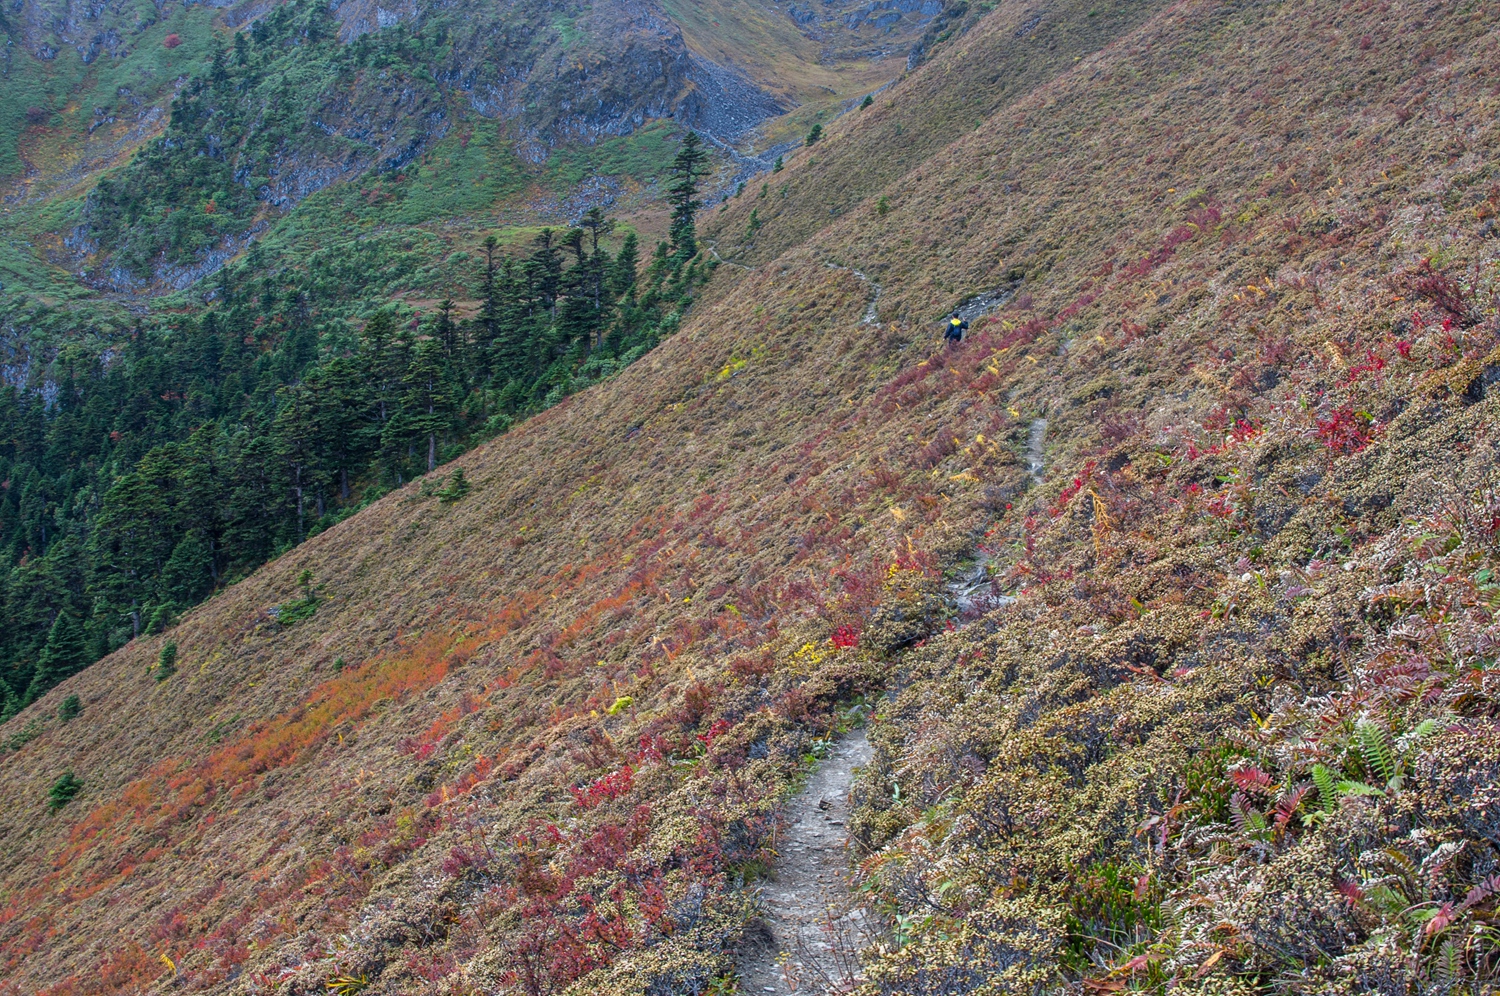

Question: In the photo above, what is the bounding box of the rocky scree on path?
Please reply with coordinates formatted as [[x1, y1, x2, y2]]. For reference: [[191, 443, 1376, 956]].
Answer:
[[740, 730, 875, 995], [946, 416, 1045, 615], [1026, 416, 1047, 482]]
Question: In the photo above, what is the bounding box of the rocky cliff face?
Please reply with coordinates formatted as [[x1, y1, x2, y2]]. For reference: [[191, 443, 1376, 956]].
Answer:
[[438, 0, 786, 154], [6, 0, 170, 63], [5, 0, 957, 293], [20, 0, 799, 287]]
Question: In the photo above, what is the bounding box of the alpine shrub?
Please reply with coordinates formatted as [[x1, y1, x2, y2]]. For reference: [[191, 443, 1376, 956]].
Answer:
[[437, 468, 470, 503], [58, 695, 81, 723], [277, 570, 319, 625], [48, 771, 83, 811], [155, 643, 177, 682]]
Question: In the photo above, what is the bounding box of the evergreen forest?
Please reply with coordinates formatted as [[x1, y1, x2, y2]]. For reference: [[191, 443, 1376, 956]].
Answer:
[[0, 134, 715, 717]]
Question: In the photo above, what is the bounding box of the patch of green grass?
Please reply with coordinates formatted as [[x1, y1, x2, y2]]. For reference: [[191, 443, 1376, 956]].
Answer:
[[204, 713, 242, 744], [298, 119, 530, 232], [4, 718, 44, 752], [0, 3, 221, 179], [544, 120, 681, 193], [0, 236, 86, 300], [552, 13, 584, 47], [276, 571, 320, 626]]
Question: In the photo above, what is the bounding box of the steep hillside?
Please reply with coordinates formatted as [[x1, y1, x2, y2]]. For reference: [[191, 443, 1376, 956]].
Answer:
[[3, 2, 1500, 996], [0, 0, 946, 724], [700, 0, 1181, 264]]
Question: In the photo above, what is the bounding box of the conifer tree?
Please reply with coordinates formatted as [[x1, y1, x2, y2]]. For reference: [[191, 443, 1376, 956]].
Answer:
[[435, 299, 460, 364], [556, 228, 598, 352], [24, 615, 89, 704], [487, 257, 529, 380], [667, 132, 710, 262], [160, 533, 215, 607], [272, 384, 325, 540], [90, 465, 174, 639], [310, 356, 373, 500], [361, 310, 408, 431], [477, 236, 502, 375], [398, 338, 456, 473], [611, 231, 639, 300]]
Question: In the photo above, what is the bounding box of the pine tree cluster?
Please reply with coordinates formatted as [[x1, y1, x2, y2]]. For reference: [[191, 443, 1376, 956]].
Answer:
[[1, 144, 713, 715]]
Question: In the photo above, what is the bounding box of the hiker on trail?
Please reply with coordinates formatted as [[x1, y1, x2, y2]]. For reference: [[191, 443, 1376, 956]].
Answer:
[[944, 311, 968, 344]]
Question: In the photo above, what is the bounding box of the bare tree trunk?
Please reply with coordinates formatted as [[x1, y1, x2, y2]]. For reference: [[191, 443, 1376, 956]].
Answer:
[[428, 432, 437, 473]]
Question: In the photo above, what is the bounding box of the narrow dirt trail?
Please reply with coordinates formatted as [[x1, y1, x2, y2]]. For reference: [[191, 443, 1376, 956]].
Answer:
[[740, 730, 875, 994], [737, 297, 1041, 995], [1026, 417, 1048, 482], [823, 262, 883, 325]]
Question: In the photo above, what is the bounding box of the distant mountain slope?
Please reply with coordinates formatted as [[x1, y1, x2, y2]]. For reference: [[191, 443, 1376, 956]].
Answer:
[[2, 0, 939, 295], [700, 0, 1180, 263], [2, 1, 1499, 995]]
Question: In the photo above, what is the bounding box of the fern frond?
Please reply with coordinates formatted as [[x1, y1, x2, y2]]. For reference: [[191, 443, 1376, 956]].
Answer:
[[1409, 717, 1441, 740], [1381, 847, 1419, 885], [1461, 872, 1500, 912], [1356, 719, 1399, 785], [1229, 764, 1276, 796], [1431, 936, 1458, 988], [1336, 779, 1385, 797], [1274, 782, 1311, 828], [1312, 764, 1340, 813], [1230, 790, 1267, 834]]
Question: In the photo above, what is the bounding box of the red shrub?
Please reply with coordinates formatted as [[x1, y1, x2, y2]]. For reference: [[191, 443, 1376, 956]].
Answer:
[[1396, 259, 1479, 327], [1317, 407, 1373, 454], [679, 681, 717, 726], [729, 650, 776, 680], [917, 430, 958, 469], [163, 33, 181, 48], [570, 766, 635, 810]]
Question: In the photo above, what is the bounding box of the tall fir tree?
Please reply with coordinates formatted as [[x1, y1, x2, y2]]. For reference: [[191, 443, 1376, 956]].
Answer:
[[667, 132, 710, 261], [24, 614, 89, 705], [611, 231, 639, 300], [398, 338, 456, 474]]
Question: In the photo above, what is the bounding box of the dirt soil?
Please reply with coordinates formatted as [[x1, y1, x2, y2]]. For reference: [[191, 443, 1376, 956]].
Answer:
[[740, 730, 875, 994]]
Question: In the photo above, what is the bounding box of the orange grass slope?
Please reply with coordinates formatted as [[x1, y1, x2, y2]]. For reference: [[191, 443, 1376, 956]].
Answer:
[[2, 0, 1500, 994]]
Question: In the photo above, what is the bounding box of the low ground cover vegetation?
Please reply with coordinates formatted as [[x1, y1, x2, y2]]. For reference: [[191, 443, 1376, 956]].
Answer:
[[0, 0, 1498, 994]]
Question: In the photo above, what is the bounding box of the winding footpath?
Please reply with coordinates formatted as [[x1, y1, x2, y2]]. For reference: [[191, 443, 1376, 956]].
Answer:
[[736, 290, 1048, 994], [739, 731, 875, 994]]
